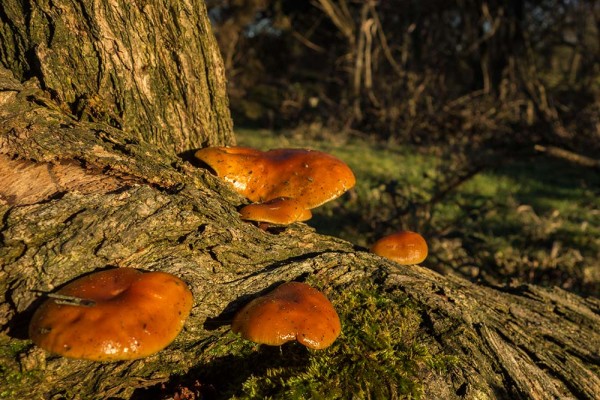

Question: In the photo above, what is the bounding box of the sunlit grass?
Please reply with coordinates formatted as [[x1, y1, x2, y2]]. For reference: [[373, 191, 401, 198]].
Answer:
[[235, 128, 435, 188], [235, 128, 600, 296]]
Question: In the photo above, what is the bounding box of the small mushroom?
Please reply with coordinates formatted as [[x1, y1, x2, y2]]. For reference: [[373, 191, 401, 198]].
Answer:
[[370, 230, 428, 265], [29, 268, 193, 361], [239, 197, 312, 226], [194, 146, 355, 209], [231, 282, 341, 350]]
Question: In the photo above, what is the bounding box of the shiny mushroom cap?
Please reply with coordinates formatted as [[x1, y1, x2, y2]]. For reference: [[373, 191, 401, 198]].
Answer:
[[239, 197, 312, 225], [29, 268, 193, 361], [231, 282, 341, 350], [194, 146, 355, 209], [370, 231, 428, 265]]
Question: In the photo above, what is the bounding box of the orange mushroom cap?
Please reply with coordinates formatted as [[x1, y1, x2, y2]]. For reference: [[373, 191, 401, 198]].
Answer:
[[370, 231, 428, 265], [29, 268, 193, 361], [231, 282, 341, 350], [194, 146, 355, 209], [239, 197, 312, 225]]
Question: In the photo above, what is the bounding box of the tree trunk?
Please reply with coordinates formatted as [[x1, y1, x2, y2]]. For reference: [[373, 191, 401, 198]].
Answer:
[[0, 0, 234, 153], [1, 2, 599, 399]]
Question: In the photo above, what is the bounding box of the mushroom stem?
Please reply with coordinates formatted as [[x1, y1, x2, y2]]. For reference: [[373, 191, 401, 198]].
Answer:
[[258, 222, 271, 231], [47, 293, 97, 307]]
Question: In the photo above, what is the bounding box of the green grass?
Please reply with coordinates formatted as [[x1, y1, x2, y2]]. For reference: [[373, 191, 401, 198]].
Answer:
[[235, 128, 435, 189], [235, 128, 600, 296], [429, 157, 599, 293]]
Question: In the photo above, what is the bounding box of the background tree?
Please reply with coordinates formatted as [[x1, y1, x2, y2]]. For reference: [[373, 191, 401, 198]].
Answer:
[[1, 1, 599, 399], [209, 0, 599, 150]]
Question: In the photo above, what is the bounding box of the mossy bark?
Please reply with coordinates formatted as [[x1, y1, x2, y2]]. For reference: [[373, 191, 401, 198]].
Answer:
[[1, 2, 599, 399]]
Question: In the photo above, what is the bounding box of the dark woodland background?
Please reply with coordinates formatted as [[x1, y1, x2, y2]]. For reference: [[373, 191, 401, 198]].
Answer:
[[208, 0, 598, 150]]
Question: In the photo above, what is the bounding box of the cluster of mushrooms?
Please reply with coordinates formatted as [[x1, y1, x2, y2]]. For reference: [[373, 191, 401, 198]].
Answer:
[[28, 146, 428, 361]]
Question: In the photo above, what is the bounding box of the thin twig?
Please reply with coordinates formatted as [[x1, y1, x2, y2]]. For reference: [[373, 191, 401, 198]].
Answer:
[[48, 293, 96, 307], [534, 145, 600, 169]]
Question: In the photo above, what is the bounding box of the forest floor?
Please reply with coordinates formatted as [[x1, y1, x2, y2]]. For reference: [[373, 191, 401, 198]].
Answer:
[[236, 127, 600, 298]]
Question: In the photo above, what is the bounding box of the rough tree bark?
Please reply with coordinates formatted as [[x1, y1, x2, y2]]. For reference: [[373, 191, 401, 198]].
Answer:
[[0, 0, 234, 152], [1, 1, 599, 399]]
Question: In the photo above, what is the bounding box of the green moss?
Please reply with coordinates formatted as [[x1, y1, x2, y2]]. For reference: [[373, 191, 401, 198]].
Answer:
[[238, 281, 455, 399], [191, 281, 455, 399], [0, 367, 41, 399], [0, 338, 30, 358], [0, 337, 41, 400]]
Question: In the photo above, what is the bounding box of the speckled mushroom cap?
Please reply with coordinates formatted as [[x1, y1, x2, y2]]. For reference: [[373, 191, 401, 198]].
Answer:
[[29, 268, 193, 361], [370, 231, 428, 265], [194, 146, 356, 209], [239, 197, 312, 225], [231, 282, 341, 350]]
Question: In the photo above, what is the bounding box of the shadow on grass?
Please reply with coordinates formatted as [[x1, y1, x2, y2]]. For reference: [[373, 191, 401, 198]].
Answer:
[[488, 154, 600, 211], [433, 155, 599, 295]]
